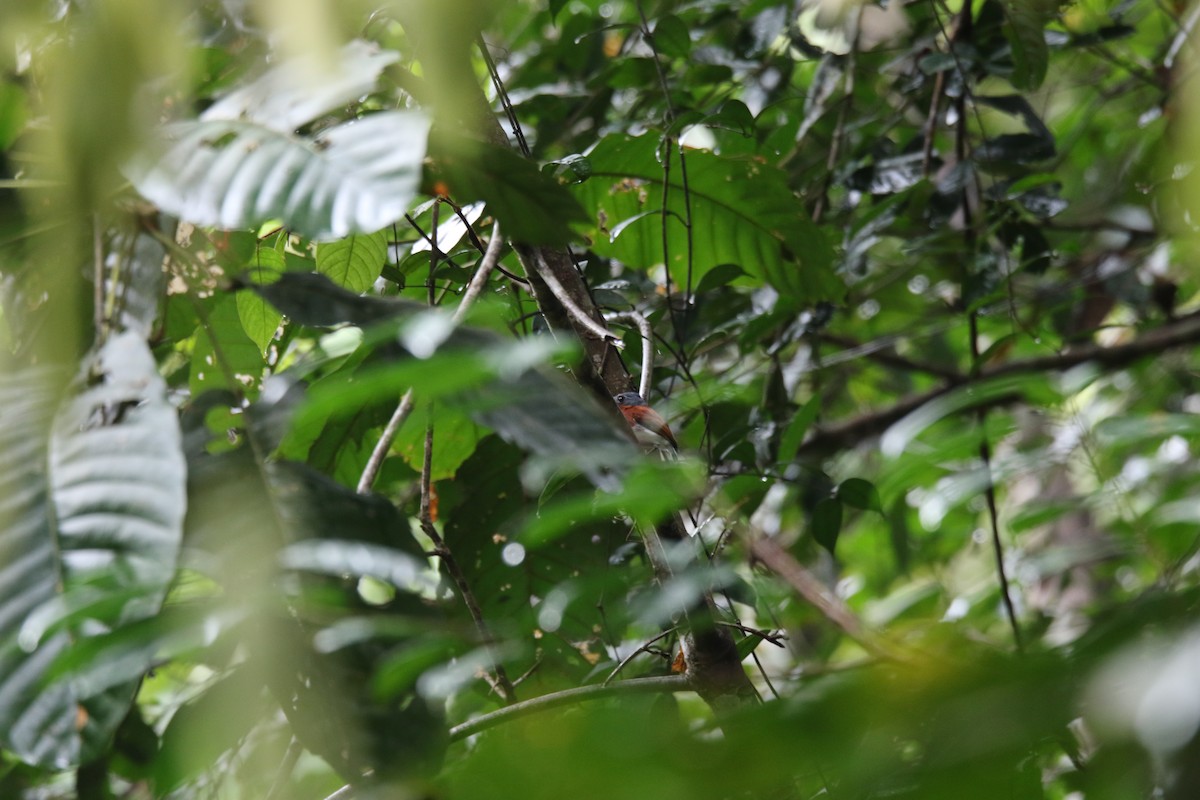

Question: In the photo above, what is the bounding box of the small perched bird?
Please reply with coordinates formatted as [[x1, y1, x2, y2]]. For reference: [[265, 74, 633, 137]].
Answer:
[[614, 391, 678, 452]]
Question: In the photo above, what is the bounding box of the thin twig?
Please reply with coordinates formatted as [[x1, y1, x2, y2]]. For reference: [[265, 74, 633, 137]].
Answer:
[[428, 202, 440, 306], [949, 0, 1022, 652], [921, 68, 945, 177], [819, 332, 963, 380], [264, 737, 303, 800], [603, 310, 654, 397], [980, 430, 1023, 650], [602, 627, 679, 686], [356, 390, 415, 494], [453, 222, 503, 322], [420, 419, 516, 703], [636, 0, 693, 361], [532, 252, 622, 343], [478, 35, 531, 156], [448, 675, 691, 741], [714, 620, 787, 647], [812, 17, 859, 224], [749, 536, 902, 661], [356, 224, 506, 495], [1164, 0, 1200, 68]]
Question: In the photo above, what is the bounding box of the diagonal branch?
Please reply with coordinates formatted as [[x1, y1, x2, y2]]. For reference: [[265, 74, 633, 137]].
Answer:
[[799, 311, 1200, 456], [448, 675, 690, 741], [749, 536, 905, 662]]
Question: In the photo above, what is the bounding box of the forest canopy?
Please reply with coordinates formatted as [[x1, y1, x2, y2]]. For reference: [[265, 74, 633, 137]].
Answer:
[[1, 0, 1200, 798]]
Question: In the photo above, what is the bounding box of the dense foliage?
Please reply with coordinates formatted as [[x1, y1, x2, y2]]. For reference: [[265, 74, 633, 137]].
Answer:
[[2, 0, 1199, 798]]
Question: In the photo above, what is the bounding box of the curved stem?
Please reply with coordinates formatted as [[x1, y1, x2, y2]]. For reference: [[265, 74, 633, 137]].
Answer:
[[448, 675, 690, 741]]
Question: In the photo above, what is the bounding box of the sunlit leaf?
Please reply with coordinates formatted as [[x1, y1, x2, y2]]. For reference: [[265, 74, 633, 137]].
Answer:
[[880, 374, 1056, 458], [127, 112, 431, 240], [235, 247, 286, 353], [201, 40, 401, 131], [316, 230, 389, 293], [0, 333, 185, 769]]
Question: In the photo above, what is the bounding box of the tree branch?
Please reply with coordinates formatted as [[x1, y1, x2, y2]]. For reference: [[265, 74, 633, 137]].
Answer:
[[604, 310, 654, 398], [749, 536, 905, 662], [799, 311, 1200, 456], [448, 675, 690, 741], [357, 223, 505, 494]]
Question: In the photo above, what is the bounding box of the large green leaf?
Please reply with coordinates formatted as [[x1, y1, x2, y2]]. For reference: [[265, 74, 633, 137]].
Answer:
[[127, 111, 431, 241], [429, 138, 589, 245], [571, 133, 841, 306], [0, 332, 186, 769], [316, 230, 389, 293], [1001, 0, 1057, 91], [235, 247, 286, 354]]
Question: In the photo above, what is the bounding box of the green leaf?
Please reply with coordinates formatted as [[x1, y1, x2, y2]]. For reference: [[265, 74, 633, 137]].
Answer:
[[652, 15, 691, 59], [836, 478, 882, 513], [880, 374, 1057, 458], [1001, 0, 1057, 91], [191, 295, 264, 398], [316, 230, 389, 293], [0, 333, 185, 769], [250, 273, 638, 490], [573, 133, 840, 305], [235, 247, 286, 353], [777, 395, 821, 464], [153, 664, 271, 793], [0, 81, 28, 150], [267, 460, 422, 555], [518, 460, 704, 547], [695, 263, 746, 294], [709, 100, 755, 136], [811, 497, 843, 554], [392, 403, 484, 481], [1094, 414, 1200, 446], [279, 540, 436, 593], [127, 111, 431, 240], [887, 496, 910, 574], [431, 138, 588, 245], [735, 632, 766, 661]]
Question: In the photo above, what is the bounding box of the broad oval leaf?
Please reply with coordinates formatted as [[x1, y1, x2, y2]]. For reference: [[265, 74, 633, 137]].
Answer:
[[316, 230, 389, 293], [236, 248, 287, 354], [572, 133, 841, 306], [127, 112, 431, 241]]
